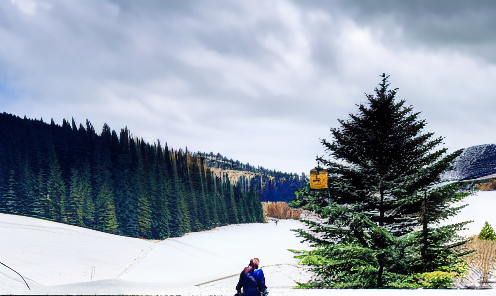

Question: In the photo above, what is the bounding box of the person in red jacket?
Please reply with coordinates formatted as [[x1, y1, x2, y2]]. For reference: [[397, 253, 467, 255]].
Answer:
[[235, 258, 267, 296]]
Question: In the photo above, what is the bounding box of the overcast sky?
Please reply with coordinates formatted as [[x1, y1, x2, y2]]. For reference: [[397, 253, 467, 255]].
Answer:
[[1, 0, 495, 174]]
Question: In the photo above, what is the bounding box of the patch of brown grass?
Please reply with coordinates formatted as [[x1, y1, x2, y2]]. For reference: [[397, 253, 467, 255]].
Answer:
[[476, 179, 496, 191], [262, 202, 301, 221], [458, 235, 496, 288]]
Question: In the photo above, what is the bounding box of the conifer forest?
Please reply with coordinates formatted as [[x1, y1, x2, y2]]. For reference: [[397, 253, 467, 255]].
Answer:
[[0, 113, 306, 239]]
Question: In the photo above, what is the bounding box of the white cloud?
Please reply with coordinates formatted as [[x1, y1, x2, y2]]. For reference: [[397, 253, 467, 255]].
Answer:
[[9, 0, 42, 16]]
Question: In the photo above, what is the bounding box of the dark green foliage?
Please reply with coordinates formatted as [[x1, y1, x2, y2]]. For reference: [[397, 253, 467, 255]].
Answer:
[[138, 194, 152, 238], [31, 168, 47, 217], [147, 140, 171, 239], [0, 112, 265, 239], [4, 170, 18, 213], [47, 146, 66, 222], [293, 202, 411, 288], [415, 184, 472, 272], [478, 221, 496, 240], [293, 74, 470, 288], [95, 182, 119, 233], [68, 167, 84, 225], [83, 190, 95, 227]]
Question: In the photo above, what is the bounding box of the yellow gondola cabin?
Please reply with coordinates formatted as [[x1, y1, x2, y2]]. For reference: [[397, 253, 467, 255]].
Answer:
[[310, 167, 328, 189]]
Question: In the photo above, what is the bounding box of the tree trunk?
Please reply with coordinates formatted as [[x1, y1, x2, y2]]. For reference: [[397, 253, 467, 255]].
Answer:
[[377, 257, 384, 287], [378, 185, 385, 287], [421, 190, 428, 261], [379, 187, 384, 227]]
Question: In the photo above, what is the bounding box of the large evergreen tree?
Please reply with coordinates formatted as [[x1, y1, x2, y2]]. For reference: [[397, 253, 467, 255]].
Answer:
[[294, 74, 469, 288]]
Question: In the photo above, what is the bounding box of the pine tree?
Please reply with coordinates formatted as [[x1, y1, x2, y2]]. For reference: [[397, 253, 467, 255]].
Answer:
[[83, 192, 95, 227], [19, 158, 35, 215], [479, 221, 496, 241], [47, 146, 66, 221], [165, 147, 182, 236], [112, 128, 139, 237], [138, 194, 152, 238], [151, 141, 171, 239], [169, 150, 191, 236], [224, 174, 239, 224], [136, 139, 152, 238], [194, 157, 209, 229], [294, 74, 468, 288], [95, 182, 119, 234], [249, 177, 265, 222], [216, 175, 229, 225], [3, 170, 18, 213], [68, 167, 84, 225], [93, 123, 113, 202], [205, 168, 220, 228], [184, 150, 201, 231], [234, 184, 248, 223], [32, 168, 47, 217]]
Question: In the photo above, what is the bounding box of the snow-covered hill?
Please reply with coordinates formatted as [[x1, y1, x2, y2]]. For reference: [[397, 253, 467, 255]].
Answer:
[[444, 144, 496, 181], [0, 214, 317, 295], [2, 191, 496, 295]]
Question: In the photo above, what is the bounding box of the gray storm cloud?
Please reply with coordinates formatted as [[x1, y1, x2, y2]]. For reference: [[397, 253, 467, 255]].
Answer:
[[0, 0, 495, 174]]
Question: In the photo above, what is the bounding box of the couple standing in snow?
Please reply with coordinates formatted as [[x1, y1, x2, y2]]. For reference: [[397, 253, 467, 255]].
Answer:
[[235, 258, 268, 296]]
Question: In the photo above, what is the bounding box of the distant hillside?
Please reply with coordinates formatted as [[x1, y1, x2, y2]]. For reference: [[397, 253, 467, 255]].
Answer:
[[443, 144, 496, 181], [196, 152, 308, 203]]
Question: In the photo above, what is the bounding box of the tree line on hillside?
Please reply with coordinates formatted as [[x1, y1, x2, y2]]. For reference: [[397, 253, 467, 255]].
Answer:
[[197, 152, 308, 202], [0, 113, 264, 239], [258, 174, 306, 203], [291, 74, 472, 289]]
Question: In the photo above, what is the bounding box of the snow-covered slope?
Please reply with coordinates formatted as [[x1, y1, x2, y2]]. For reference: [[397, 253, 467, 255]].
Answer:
[[2, 192, 496, 295], [0, 214, 152, 293], [1, 214, 315, 295], [444, 144, 496, 181]]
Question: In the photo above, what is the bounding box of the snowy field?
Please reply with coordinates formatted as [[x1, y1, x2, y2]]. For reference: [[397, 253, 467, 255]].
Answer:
[[444, 191, 496, 237], [1, 191, 496, 295]]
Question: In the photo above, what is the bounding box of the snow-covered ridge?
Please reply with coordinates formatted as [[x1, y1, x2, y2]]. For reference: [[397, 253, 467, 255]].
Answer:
[[443, 144, 496, 181]]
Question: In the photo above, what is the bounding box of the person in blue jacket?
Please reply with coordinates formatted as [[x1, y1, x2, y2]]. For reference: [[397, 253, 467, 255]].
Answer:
[[235, 258, 267, 296]]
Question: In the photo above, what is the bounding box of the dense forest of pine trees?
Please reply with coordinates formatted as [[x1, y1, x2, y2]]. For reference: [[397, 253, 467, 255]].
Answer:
[[0, 112, 270, 239]]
